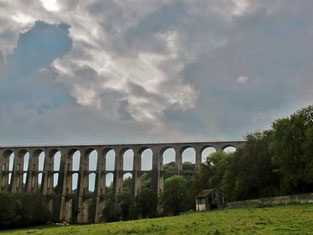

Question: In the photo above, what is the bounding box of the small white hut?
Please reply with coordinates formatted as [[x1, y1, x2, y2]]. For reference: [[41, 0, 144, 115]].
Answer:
[[195, 189, 224, 211]]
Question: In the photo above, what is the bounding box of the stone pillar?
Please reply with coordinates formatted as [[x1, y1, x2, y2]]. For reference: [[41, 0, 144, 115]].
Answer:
[[11, 150, 25, 193], [59, 148, 72, 222], [113, 147, 123, 196], [175, 148, 182, 175], [26, 150, 40, 192], [152, 147, 162, 196], [0, 150, 9, 191], [132, 149, 141, 197], [213, 144, 223, 152], [2, 151, 12, 192], [48, 198, 54, 214], [95, 149, 105, 223], [42, 150, 54, 195], [77, 148, 89, 224], [195, 147, 202, 170]]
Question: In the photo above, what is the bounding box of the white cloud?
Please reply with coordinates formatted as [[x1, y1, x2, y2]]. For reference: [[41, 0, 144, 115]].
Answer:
[[40, 0, 60, 12], [12, 13, 34, 25], [232, 0, 250, 16], [237, 75, 249, 84]]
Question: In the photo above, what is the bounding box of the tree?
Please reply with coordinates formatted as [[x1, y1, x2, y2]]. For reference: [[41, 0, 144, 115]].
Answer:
[[14, 192, 51, 227], [102, 199, 121, 222], [271, 105, 313, 194], [117, 191, 134, 221], [0, 192, 16, 228], [136, 188, 157, 218], [161, 175, 188, 216], [123, 176, 133, 193], [163, 162, 175, 180], [0, 192, 51, 229], [193, 131, 279, 202], [222, 131, 278, 200], [303, 126, 313, 183], [192, 151, 230, 198]]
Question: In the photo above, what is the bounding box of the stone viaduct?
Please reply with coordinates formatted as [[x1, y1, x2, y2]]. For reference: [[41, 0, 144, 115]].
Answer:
[[0, 140, 245, 223]]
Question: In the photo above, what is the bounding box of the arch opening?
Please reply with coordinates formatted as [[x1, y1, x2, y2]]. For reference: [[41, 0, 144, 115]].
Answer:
[[106, 150, 115, 171], [23, 172, 27, 187], [141, 148, 152, 171], [71, 150, 81, 171], [38, 152, 45, 171], [72, 173, 79, 191], [22, 153, 30, 185], [88, 150, 98, 171], [201, 147, 216, 163], [181, 147, 196, 170], [53, 151, 61, 171], [38, 172, 43, 189], [123, 149, 134, 171], [38, 151, 46, 171], [162, 148, 175, 165], [105, 173, 114, 196], [53, 173, 59, 188], [8, 152, 14, 184], [23, 153, 30, 171], [223, 146, 236, 153], [89, 173, 96, 192], [123, 173, 132, 192]]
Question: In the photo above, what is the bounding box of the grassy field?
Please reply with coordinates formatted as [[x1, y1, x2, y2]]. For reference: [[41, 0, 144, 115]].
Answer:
[[2, 204, 313, 234]]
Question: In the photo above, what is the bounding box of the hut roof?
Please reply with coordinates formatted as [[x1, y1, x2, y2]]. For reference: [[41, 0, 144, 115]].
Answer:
[[195, 189, 223, 198]]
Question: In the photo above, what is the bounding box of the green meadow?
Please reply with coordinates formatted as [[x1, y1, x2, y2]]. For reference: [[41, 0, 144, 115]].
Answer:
[[2, 204, 313, 235]]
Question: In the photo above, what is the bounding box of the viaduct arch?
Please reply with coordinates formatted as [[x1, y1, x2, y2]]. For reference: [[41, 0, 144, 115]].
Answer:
[[0, 140, 245, 223]]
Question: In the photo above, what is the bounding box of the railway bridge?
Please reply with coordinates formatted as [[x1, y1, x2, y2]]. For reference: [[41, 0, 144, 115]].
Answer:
[[0, 140, 245, 223]]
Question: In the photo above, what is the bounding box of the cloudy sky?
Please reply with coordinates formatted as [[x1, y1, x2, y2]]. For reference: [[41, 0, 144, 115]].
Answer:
[[1, 0, 313, 146]]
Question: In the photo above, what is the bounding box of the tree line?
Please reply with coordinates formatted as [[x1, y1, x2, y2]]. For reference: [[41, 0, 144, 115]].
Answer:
[[102, 105, 313, 221], [193, 105, 313, 201]]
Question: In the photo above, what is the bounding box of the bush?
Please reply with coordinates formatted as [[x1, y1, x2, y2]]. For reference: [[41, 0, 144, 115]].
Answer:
[[0, 192, 51, 229], [102, 199, 121, 222], [136, 188, 157, 218], [0, 192, 16, 228], [161, 175, 188, 216]]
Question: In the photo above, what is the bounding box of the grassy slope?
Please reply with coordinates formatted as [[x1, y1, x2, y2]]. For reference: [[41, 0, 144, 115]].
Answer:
[[3, 204, 313, 235]]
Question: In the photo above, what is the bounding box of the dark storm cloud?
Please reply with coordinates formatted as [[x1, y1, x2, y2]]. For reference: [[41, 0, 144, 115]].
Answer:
[[164, 106, 207, 136]]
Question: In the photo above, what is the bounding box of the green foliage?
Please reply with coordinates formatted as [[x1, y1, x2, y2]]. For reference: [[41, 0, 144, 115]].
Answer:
[[102, 190, 136, 222], [270, 105, 313, 194], [182, 161, 195, 170], [117, 191, 134, 221], [102, 199, 121, 222], [0, 192, 51, 229], [221, 131, 279, 201], [0, 192, 17, 228], [193, 105, 313, 202], [303, 126, 313, 183], [162, 162, 175, 180], [135, 188, 157, 218], [122, 176, 132, 193], [161, 175, 189, 215], [192, 151, 232, 198], [141, 171, 152, 189]]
